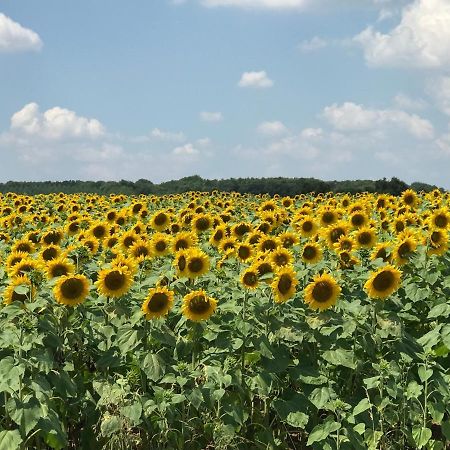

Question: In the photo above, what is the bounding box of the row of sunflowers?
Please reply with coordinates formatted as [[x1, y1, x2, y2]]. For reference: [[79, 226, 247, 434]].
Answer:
[[0, 188, 449, 449]]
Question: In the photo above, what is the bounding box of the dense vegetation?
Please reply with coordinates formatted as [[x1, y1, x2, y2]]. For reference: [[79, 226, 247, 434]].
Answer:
[[0, 189, 449, 449], [0, 176, 441, 196]]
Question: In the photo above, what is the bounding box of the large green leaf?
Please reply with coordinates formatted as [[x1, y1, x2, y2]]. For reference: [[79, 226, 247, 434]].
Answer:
[[0, 430, 22, 450]]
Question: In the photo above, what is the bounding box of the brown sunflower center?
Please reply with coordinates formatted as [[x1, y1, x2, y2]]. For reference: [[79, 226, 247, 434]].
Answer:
[[188, 295, 210, 314], [372, 271, 395, 292], [154, 213, 168, 226], [175, 239, 189, 250], [93, 226, 107, 238], [16, 243, 32, 253], [434, 214, 448, 228], [351, 214, 365, 227], [134, 246, 149, 257], [358, 232, 372, 245], [398, 242, 412, 258], [278, 274, 292, 295], [195, 217, 210, 231], [188, 258, 204, 273], [303, 245, 317, 260], [177, 255, 186, 272], [322, 212, 335, 224], [261, 240, 277, 252], [274, 254, 289, 266], [312, 281, 333, 303], [147, 292, 169, 312], [60, 278, 84, 300], [104, 271, 126, 291], [51, 264, 69, 277], [42, 247, 58, 261], [238, 246, 251, 260], [243, 271, 258, 287], [123, 236, 136, 248], [155, 241, 167, 252]]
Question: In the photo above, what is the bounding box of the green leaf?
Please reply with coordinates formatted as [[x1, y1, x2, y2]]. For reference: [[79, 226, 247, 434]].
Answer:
[[442, 420, 450, 440], [38, 410, 67, 450], [427, 303, 450, 319], [322, 348, 356, 369], [142, 353, 166, 382], [307, 418, 341, 445], [188, 389, 203, 410], [309, 387, 332, 410], [418, 366, 433, 383], [101, 415, 121, 437], [286, 412, 308, 429], [0, 430, 22, 450], [7, 397, 43, 436], [406, 381, 423, 400], [417, 326, 442, 349], [120, 402, 142, 425], [364, 376, 380, 389], [441, 325, 450, 348], [353, 398, 371, 416], [412, 426, 432, 449]]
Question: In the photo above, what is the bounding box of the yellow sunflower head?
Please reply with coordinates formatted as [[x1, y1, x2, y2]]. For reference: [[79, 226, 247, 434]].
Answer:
[[142, 287, 175, 320], [54, 274, 90, 307], [364, 265, 401, 300], [96, 267, 133, 298], [271, 266, 298, 303], [304, 272, 341, 311], [182, 290, 217, 322], [185, 248, 210, 279], [240, 267, 259, 290], [301, 242, 323, 264], [3, 275, 36, 305]]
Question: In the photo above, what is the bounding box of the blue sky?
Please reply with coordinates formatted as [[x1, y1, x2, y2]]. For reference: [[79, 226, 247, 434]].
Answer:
[[1, 0, 450, 188]]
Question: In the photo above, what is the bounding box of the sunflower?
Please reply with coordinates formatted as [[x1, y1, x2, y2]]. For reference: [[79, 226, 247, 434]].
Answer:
[[129, 240, 152, 261], [278, 231, 299, 248], [192, 214, 213, 233], [142, 287, 174, 319], [355, 227, 377, 249], [53, 274, 90, 307], [232, 222, 252, 239], [150, 210, 171, 231], [45, 257, 76, 279], [271, 266, 298, 303], [119, 230, 139, 251], [39, 244, 61, 262], [9, 258, 40, 277], [304, 273, 341, 311], [364, 265, 401, 299], [333, 235, 355, 253], [172, 231, 197, 252], [3, 275, 35, 305], [185, 248, 210, 279], [296, 217, 318, 238], [393, 236, 417, 265], [236, 243, 254, 262], [173, 249, 190, 278], [5, 251, 29, 271], [96, 267, 133, 298], [301, 242, 323, 264], [349, 211, 368, 228], [401, 189, 419, 208], [323, 222, 349, 247], [209, 226, 227, 247], [111, 255, 138, 276], [150, 233, 172, 257], [240, 267, 259, 289], [11, 238, 35, 254], [429, 208, 450, 230], [89, 222, 108, 240], [258, 237, 279, 253], [182, 290, 217, 322], [370, 243, 391, 263], [41, 229, 63, 246], [253, 257, 274, 281], [318, 207, 339, 227], [270, 248, 293, 268]]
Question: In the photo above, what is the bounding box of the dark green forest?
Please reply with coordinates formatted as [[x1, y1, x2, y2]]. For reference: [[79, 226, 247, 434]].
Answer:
[[0, 176, 441, 196]]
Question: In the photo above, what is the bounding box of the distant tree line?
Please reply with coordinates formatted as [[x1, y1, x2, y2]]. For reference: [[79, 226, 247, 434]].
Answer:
[[0, 176, 442, 196]]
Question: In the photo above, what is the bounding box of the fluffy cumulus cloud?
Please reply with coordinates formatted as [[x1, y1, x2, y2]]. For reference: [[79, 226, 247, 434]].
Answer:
[[0, 13, 42, 52], [200, 111, 223, 122], [200, 0, 308, 9], [353, 0, 450, 68], [257, 121, 288, 136], [238, 71, 273, 88], [393, 93, 427, 111], [10, 103, 104, 140], [0, 103, 213, 182], [322, 102, 434, 139]]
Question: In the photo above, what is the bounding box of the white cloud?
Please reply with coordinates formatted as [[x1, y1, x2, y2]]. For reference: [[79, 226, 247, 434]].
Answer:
[[200, 111, 223, 122], [298, 36, 327, 53], [0, 13, 42, 53], [322, 102, 434, 139], [353, 0, 450, 68], [426, 76, 450, 116], [150, 128, 186, 142], [10, 103, 104, 140], [201, 0, 307, 10], [238, 71, 273, 88], [300, 127, 323, 138], [257, 121, 288, 136], [173, 143, 200, 156], [393, 93, 427, 111]]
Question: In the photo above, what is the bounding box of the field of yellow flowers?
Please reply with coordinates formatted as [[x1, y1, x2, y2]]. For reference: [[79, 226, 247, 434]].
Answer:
[[0, 189, 449, 449]]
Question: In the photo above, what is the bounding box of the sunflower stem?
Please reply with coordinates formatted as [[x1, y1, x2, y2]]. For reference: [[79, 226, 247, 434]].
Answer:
[[241, 290, 248, 384]]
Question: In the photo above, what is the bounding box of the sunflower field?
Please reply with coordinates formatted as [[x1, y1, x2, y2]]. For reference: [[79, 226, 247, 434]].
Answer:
[[0, 189, 450, 450]]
